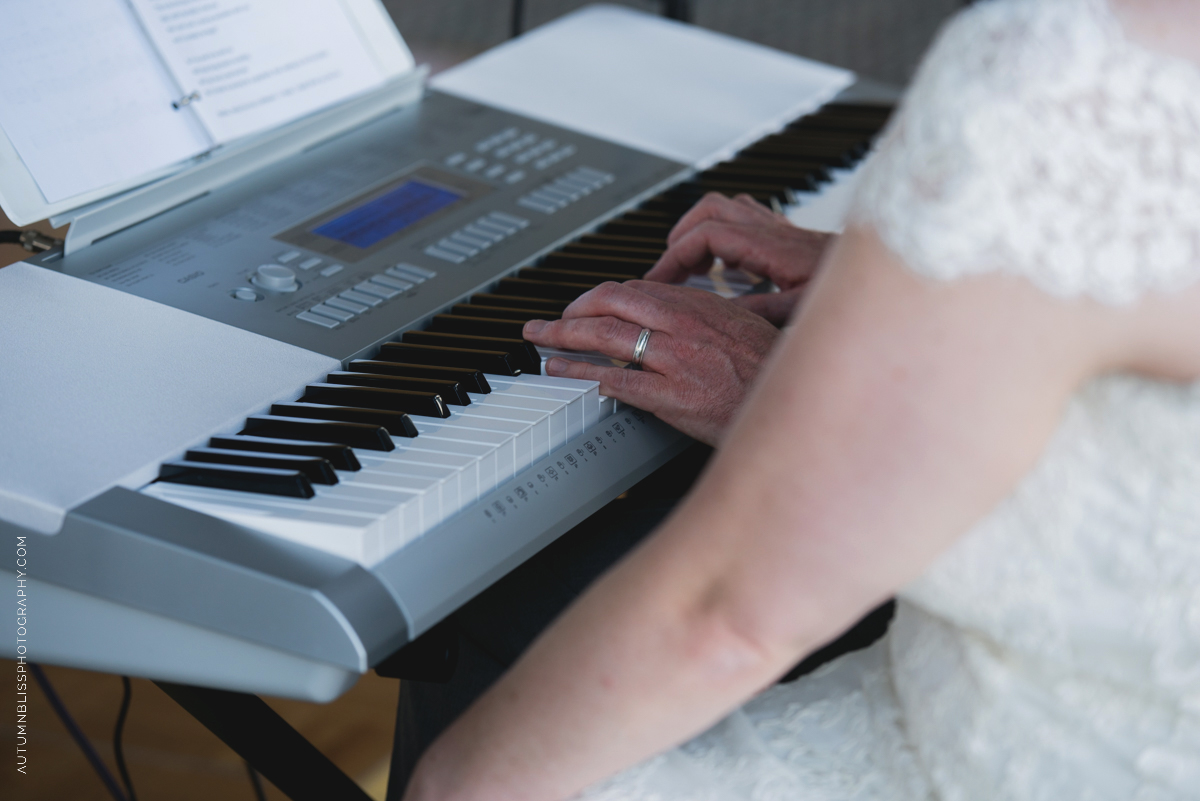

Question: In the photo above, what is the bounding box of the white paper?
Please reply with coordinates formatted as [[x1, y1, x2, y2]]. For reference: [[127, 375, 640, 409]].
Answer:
[[432, 4, 855, 168], [0, 263, 338, 535], [0, 0, 214, 204], [127, 0, 386, 142]]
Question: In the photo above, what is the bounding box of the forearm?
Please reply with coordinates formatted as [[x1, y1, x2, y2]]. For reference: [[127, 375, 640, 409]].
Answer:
[[404, 501, 809, 801]]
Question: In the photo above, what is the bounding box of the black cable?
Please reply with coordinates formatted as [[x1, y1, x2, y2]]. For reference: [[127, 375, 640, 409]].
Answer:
[[30, 664, 129, 801], [246, 760, 269, 801], [113, 677, 138, 801], [511, 0, 525, 38], [0, 230, 21, 245]]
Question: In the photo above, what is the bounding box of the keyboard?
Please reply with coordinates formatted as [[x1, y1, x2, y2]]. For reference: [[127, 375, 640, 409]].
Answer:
[[3, 90, 894, 701]]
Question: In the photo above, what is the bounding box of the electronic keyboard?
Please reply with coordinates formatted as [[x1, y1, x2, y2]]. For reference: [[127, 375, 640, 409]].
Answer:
[[1, 86, 893, 701]]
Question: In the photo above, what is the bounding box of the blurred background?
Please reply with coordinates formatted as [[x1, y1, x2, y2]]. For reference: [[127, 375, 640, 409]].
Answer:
[[2, 2, 965, 799]]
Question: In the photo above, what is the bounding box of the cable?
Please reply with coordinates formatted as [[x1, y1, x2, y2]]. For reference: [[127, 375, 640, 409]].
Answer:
[[511, 0, 525, 38], [0, 230, 21, 245], [246, 760, 269, 801], [30, 664, 129, 801], [113, 677, 138, 801]]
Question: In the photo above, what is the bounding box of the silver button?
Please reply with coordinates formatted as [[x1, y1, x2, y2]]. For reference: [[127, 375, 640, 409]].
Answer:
[[325, 296, 368, 313], [518, 197, 558, 214], [437, 239, 478, 257], [276, 250, 302, 264], [319, 264, 344, 277], [488, 212, 529, 228], [355, 280, 400, 300], [297, 257, 322, 270], [232, 287, 260, 302], [340, 289, 383, 307], [445, 152, 467, 166], [505, 170, 527, 184], [309, 303, 354, 322], [485, 164, 507, 179], [390, 263, 435, 280], [476, 218, 518, 236], [424, 245, 466, 264], [464, 223, 505, 242], [370, 273, 413, 291], [297, 311, 339, 328], [450, 231, 492, 250], [464, 158, 486, 173]]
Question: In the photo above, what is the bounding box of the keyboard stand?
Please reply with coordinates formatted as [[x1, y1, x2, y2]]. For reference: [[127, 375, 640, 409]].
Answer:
[[155, 681, 374, 801]]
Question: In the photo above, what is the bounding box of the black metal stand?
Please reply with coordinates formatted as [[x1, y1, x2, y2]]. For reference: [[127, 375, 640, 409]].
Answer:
[[155, 681, 374, 801]]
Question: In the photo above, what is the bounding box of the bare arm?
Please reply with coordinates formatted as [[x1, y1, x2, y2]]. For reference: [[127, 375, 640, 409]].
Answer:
[[404, 225, 1196, 801]]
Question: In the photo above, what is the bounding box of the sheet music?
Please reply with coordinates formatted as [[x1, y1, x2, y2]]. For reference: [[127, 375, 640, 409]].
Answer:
[[126, 0, 388, 142], [0, 0, 214, 204]]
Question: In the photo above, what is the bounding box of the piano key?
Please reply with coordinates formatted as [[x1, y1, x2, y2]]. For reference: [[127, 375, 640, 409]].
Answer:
[[518, 267, 628, 285], [400, 331, 542, 375], [396, 436, 498, 495], [348, 360, 492, 395], [487, 375, 599, 438], [429, 314, 529, 341], [495, 277, 594, 302], [158, 460, 315, 498], [184, 447, 340, 485], [413, 422, 515, 489], [410, 415, 526, 483], [538, 251, 659, 273], [455, 403, 551, 463], [474, 392, 568, 452], [598, 220, 671, 239], [144, 481, 390, 564], [271, 402, 419, 437], [349, 467, 449, 530], [559, 243, 663, 259], [449, 304, 562, 323], [208, 435, 362, 471], [325, 371, 471, 406], [302, 383, 450, 419], [241, 415, 395, 451], [377, 342, 521, 377], [577, 233, 667, 249], [468, 294, 570, 314], [360, 452, 474, 515]]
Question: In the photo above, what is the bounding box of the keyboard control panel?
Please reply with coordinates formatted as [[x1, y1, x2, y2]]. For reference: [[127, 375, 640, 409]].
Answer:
[[44, 91, 687, 363]]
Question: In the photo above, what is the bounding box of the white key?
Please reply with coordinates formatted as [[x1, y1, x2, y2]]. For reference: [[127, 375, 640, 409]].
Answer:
[[413, 423, 512, 491], [347, 467, 446, 532], [457, 402, 549, 466], [144, 482, 387, 565], [474, 393, 568, 452], [487, 375, 599, 438], [391, 436, 492, 502]]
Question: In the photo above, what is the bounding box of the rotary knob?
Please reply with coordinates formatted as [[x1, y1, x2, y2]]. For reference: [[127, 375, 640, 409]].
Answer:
[[252, 264, 299, 292]]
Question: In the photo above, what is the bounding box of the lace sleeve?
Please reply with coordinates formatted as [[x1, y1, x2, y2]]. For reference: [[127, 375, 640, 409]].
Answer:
[[850, 0, 1200, 305]]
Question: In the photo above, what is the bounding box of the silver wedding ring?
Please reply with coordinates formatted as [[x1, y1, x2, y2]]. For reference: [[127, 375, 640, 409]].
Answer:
[[632, 328, 652, 367]]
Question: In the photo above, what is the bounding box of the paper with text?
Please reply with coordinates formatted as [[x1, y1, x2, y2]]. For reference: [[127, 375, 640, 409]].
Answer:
[[127, 0, 387, 142]]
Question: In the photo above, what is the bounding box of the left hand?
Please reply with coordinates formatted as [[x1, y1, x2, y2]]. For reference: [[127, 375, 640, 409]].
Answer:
[[523, 280, 779, 446]]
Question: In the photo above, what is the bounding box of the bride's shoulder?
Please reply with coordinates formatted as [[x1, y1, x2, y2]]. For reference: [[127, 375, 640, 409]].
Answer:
[[851, 0, 1200, 306]]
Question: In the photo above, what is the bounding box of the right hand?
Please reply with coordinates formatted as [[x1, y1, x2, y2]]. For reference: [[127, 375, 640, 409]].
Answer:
[[644, 193, 835, 325]]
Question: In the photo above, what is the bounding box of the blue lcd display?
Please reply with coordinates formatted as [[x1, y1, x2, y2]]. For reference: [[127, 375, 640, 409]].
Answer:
[[312, 181, 462, 249]]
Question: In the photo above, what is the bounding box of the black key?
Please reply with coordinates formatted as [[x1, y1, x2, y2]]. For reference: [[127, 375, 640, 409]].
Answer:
[[302, 383, 450, 418], [560, 243, 663, 259], [598, 220, 671, 239], [185, 447, 339, 485], [518, 268, 620, 286], [159, 461, 315, 499], [242, 416, 395, 451], [429, 315, 528, 341], [348, 360, 493, 394], [271, 403, 419, 437], [495, 277, 593, 301], [469, 294, 570, 314], [401, 331, 542, 375], [537, 253, 653, 275], [326, 370, 471, 406], [450, 305, 561, 325], [209, 434, 361, 470], [376, 342, 521, 376], [578, 233, 668, 248]]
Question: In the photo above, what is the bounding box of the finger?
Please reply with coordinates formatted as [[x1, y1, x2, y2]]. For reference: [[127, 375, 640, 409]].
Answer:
[[559, 281, 677, 333], [733, 193, 780, 219], [542, 357, 668, 410], [523, 315, 644, 362], [731, 288, 804, 326], [644, 221, 758, 284], [666, 192, 774, 247]]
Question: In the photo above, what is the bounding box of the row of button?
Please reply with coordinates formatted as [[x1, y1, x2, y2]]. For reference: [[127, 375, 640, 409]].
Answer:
[[517, 167, 614, 215], [296, 264, 436, 329], [450, 154, 527, 186], [277, 250, 343, 276], [424, 211, 529, 264]]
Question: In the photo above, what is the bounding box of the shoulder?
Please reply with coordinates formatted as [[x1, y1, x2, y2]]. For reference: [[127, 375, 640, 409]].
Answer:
[[851, 0, 1200, 305]]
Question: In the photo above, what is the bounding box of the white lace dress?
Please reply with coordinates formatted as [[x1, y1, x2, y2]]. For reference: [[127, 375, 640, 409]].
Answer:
[[581, 1, 1200, 798]]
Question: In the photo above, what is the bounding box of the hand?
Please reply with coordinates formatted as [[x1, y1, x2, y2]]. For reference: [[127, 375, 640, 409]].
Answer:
[[523, 280, 779, 446], [643, 193, 835, 325]]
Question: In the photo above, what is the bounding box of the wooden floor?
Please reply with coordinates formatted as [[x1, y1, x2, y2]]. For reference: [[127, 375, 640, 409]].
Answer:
[[3, 659, 399, 800]]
